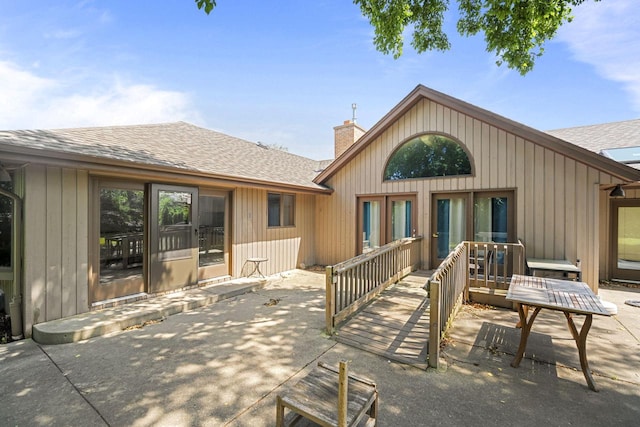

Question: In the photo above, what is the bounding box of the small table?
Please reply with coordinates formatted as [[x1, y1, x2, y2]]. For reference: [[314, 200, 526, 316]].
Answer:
[[527, 258, 582, 281], [245, 257, 268, 278], [506, 274, 611, 391]]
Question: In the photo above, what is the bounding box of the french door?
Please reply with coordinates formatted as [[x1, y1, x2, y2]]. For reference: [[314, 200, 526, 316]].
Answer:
[[431, 191, 514, 265], [611, 200, 640, 281], [149, 184, 199, 293], [357, 195, 416, 254]]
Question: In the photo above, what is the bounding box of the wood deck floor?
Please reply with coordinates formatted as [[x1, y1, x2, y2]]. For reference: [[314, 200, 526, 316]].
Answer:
[[334, 271, 432, 370]]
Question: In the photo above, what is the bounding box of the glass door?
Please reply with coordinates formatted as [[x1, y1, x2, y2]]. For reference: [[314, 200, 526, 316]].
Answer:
[[358, 197, 383, 253], [198, 190, 230, 280], [149, 184, 199, 293], [431, 194, 469, 264], [612, 201, 640, 281], [388, 196, 416, 242], [93, 183, 145, 302]]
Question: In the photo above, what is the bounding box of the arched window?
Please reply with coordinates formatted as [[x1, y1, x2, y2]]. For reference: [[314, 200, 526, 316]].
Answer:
[[384, 134, 472, 180]]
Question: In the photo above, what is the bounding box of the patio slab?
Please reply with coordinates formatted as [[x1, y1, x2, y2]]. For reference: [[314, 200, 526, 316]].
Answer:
[[1, 270, 638, 426]]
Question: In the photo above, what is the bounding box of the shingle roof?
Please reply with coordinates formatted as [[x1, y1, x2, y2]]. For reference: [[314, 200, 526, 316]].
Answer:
[[0, 122, 330, 191], [546, 118, 640, 153]]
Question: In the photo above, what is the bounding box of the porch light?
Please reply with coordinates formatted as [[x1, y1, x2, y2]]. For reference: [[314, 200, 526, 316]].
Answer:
[[610, 184, 625, 198]]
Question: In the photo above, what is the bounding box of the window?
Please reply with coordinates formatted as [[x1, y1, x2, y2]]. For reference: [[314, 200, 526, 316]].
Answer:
[[268, 193, 295, 227], [384, 134, 472, 180], [474, 195, 509, 243], [0, 180, 14, 269], [99, 187, 144, 282]]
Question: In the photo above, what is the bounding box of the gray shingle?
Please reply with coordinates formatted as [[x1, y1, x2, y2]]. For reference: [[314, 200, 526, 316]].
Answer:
[[0, 122, 329, 190], [546, 118, 640, 153]]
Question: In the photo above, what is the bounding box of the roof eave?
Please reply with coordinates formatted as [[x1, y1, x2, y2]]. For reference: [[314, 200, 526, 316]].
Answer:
[[0, 143, 333, 195], [314, 84, 640, 184]]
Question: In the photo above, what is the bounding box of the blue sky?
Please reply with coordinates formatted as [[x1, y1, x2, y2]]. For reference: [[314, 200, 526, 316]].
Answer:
[[0, 0, 638, 160]]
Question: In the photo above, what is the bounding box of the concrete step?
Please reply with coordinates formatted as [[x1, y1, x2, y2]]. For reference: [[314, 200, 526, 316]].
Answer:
[[32, 278, 266, 345]]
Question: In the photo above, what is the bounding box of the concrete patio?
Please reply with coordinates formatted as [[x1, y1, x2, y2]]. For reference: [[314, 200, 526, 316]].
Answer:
[[1, 269, 639, 426]]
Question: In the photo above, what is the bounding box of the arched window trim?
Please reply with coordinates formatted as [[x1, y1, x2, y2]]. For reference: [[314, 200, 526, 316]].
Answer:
[[382, 132, 475, 182]]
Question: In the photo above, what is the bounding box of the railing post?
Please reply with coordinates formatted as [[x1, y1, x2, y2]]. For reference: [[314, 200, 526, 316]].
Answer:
[[428, 279, 441, 369], [325, 265, 336, 335]]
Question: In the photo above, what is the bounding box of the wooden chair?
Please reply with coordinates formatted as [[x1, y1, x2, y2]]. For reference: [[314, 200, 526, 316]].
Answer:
[[276, 360, 378, 427]]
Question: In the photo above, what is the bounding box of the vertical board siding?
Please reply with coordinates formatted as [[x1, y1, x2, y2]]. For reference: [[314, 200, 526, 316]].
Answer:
[[23, 165, 89, 332], [232, 188, 315, 277], [61, 169, 77, 318], [46, 167, 62, 321], [76, 170, 89, 313], [315, 98, 622, 288]]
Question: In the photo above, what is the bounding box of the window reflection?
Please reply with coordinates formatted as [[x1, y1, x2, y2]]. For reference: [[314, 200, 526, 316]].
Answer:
[[618, 206, 640, 270], [385, 135, 472, 180], [199, 195, 225, 267], [100, 188, 144, 283], [474, 197, 508, 243], [391, 200, 412, 241], [0, 184, 12, 268], [158, 190, 192, 258], [362, 201, 381, 253]]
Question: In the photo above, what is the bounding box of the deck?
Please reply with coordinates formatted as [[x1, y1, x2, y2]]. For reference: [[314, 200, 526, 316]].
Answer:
[[333, 271, 432, 370]]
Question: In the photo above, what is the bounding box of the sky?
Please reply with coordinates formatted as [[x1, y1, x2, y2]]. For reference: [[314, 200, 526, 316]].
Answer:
[[0, 0, 638, 160]]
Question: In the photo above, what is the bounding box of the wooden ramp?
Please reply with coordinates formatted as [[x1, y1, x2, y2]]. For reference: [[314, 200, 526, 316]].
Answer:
[[334, 272, 432, 370]]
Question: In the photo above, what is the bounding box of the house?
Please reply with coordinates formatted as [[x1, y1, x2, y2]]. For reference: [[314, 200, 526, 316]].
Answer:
[[1, 84, 639, 339]]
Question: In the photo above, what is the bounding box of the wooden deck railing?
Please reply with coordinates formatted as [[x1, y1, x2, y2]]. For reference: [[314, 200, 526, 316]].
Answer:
[[466, 240, 526, 298], [325, 237, 423, 334], [427, 240, 526, 368], [426, 242, 468, 369]]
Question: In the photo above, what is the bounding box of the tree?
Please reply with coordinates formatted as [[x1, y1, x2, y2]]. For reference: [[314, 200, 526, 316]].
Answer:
[[195, 0, 597, 75]]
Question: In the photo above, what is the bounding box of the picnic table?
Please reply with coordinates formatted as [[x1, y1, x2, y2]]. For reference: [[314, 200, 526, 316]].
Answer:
[[506, 274, 611, 391]]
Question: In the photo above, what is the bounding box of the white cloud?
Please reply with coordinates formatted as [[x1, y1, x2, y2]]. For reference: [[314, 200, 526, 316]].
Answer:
[[557, 0, 640, 111], [0, 61, 202, 130]]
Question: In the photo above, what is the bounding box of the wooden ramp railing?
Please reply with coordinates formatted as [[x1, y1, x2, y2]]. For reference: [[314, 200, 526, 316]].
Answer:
[[426, 242, 468, 369], [325, 237, 422, 334], [466, 240, 526, 307], [326, 238, 526, 371]]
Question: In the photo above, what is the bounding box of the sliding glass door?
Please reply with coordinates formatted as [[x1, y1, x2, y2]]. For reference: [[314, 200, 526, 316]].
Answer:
[[431, 191, 513, 265], [432, 194, 468, 264]]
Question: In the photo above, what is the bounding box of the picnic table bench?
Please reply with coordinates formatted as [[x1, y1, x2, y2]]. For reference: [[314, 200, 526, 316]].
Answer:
[[276, 361, 378, 427]]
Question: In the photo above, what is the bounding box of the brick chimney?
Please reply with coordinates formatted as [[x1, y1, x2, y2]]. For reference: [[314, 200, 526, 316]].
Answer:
[[334, 119, 366, 158]]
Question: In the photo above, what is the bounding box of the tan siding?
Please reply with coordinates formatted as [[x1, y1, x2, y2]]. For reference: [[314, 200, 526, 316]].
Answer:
[[543, 149, 555, 257], [76, 170, 89, 313], [553, 154, 565, 259], [24, 165, 47, 334], [564, 159, 577, 266], [315, 97, 621, 288], [23, 166, 97, 330], [232, 189, 316, 276], [61, 169, 77, 318], [45, 167, 62, 321]]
